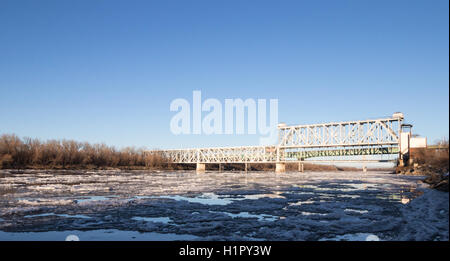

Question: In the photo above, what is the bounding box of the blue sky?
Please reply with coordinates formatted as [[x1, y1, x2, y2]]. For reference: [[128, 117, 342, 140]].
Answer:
[[0, 0, 448, 149]]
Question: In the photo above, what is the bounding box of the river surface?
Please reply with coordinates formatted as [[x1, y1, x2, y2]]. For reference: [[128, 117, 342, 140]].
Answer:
[[0, 169, 437, 241]]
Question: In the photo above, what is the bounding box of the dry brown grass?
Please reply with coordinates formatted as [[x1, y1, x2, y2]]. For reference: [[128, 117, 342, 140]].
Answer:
[[411, 138, 449, 173]]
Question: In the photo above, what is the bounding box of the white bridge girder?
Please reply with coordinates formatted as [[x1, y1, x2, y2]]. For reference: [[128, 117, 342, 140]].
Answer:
[[278, 118, 400, 149], [148, 114, 404, 164], [158, 146, 278, 164]]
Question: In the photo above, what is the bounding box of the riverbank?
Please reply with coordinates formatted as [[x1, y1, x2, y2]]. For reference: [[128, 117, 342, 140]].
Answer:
[[398, 170, 448, 193], [396, 145, 449, 192], [397, 164, 449, 192]]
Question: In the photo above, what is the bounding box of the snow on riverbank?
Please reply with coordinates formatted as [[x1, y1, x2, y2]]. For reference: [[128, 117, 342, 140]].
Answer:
[[397, 189, 449, 241]]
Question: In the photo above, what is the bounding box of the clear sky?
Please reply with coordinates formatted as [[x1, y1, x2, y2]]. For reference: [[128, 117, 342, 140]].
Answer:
[[0, 0, 448, 149]]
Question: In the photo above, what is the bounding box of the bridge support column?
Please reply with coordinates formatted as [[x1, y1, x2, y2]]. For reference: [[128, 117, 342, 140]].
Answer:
[[196, 163, 206, 173], [276, 162, 285, 173], [219, 163, 222, 172], [298, 162, 304, 173]]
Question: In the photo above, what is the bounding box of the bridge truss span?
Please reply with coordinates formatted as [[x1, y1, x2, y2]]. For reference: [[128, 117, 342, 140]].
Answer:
[[148, 113, 405, 167], [278, 117, 402, 149], [157, 146, 278, 164]]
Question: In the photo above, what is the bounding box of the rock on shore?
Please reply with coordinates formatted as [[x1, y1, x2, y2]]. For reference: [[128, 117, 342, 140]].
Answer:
[[396, 164, 449, 192]]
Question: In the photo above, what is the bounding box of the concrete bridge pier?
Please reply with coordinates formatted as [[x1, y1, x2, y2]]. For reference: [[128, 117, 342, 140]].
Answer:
[[276, 162, 286, 173], [196, 163, 206, 173], [298, 162, 304, 172]]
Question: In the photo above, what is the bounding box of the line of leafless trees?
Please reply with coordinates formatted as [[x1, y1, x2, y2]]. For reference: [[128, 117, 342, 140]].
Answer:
[[0, 134, 168, 169]]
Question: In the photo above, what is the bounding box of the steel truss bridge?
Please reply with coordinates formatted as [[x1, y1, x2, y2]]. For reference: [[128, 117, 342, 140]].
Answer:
[[148, 113, 405, 171]]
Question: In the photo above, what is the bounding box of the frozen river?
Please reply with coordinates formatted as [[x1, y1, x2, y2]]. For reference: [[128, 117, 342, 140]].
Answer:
[[0, 170, 448, 241]]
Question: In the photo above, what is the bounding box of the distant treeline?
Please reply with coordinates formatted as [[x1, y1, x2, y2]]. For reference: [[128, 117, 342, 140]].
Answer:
[[0, 134, 167, 169]]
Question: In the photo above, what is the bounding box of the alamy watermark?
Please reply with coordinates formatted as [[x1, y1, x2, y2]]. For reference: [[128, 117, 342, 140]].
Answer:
[[170, 90, 278, 145]]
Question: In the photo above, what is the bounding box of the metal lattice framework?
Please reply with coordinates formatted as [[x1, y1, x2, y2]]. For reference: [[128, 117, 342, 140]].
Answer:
[[157, 146, 278, 163], [278, 117, 401, 149], [148, 114, 403, 163], [284, 146, 399, 160]]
